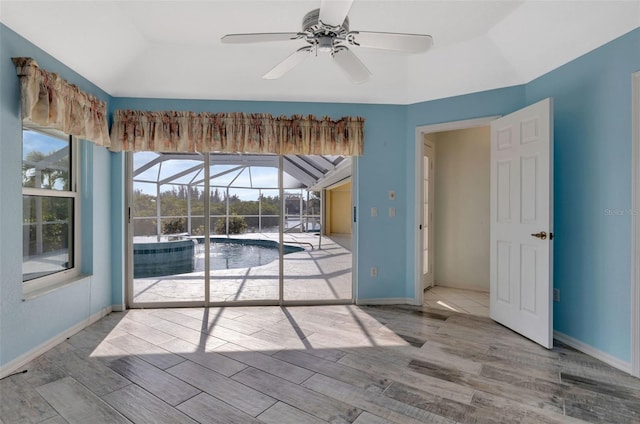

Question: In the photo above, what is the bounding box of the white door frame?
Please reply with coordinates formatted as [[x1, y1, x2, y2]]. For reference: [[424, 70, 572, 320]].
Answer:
[[632, 71, 640, 377], [422, 137, 435, 290], [413, 116, 500, 305]]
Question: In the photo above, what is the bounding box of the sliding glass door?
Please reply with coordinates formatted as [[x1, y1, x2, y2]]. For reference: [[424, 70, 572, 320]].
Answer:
[[207, 154, 281, 303], [130, 152, 205, 305], [127, 152, 353, 307]]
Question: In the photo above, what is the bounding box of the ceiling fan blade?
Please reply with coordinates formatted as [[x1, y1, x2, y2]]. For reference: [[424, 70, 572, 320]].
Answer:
[[332, 47, 371, 84], [221, 33, 302, 44], [347, 31, 433, 53], [262, 46, 313, 80], [319, 0, 353, 26]]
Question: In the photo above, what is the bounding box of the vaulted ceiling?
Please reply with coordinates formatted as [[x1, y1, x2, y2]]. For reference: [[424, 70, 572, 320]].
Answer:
[[1, 1, 638, 104]]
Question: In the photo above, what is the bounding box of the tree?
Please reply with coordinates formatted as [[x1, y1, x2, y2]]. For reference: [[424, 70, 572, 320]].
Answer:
[[214, 214, 247, 235], [22, 150, 69, 190]]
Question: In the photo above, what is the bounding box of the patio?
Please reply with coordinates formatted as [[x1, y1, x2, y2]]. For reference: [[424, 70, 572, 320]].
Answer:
[[133, 233, 352, 304]]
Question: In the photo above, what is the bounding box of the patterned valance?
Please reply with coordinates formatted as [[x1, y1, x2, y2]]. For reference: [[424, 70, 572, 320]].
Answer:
[[12, 57, 110, 147], [110, 110, 364, 156]]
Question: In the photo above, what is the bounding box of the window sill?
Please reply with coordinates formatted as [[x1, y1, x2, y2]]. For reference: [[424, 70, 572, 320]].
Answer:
[[22, 274, 92, 301]]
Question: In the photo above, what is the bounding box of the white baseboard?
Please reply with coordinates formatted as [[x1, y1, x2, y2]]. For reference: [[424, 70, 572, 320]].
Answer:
[[554, 331, 632, 374], [0, 306, 112, 379], [356, 297, 416, 306], [111, 304, 125, 312]]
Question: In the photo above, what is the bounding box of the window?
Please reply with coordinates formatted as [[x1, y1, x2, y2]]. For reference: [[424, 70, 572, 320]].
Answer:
[[22, 127, 80, 292]]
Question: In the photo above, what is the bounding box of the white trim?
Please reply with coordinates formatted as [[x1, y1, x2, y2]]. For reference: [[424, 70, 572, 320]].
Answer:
[[0, 306, 112, 379], [413, 116, 500, 305], [309, 157, 352, 191], [22, 274, 91, 301], [554, 331, 632, 374], [22, 132, 82, 295], [111, 304, 126, 312], [631, 71, 640, 378], [350, 157, 358, 305], [356, 297, 415, 306]]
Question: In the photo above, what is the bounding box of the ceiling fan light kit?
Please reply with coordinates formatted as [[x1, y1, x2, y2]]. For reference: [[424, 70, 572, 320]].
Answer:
[[221, 0, 433, 83]]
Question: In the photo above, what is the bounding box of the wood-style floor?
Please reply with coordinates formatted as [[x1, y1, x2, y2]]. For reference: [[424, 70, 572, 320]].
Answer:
[[1, 304, 639, 424]]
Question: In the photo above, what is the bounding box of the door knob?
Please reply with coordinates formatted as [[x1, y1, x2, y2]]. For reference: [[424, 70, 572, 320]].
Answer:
[[531, 231, 547, 240]]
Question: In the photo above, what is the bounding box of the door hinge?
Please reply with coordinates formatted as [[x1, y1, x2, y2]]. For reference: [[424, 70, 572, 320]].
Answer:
[[550, 232, 554, 240], [419, 224, 422, 230], [128, 207, 131, 224], [353, 206, 357, 223]]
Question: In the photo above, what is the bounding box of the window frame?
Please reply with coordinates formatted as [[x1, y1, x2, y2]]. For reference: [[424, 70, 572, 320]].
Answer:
[[22, 125, 82, 296]]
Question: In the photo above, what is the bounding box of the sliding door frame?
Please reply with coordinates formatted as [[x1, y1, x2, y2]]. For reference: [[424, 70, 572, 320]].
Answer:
[[125, 152, 356, 309]]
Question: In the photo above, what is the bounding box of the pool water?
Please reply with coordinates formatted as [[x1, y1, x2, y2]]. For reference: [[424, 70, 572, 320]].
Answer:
[[195, 242, 281, 271]]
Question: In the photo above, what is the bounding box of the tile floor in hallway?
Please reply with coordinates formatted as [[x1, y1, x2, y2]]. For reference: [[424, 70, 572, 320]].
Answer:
[[424, 286, 490, 317], [2, 304, 639, 423]]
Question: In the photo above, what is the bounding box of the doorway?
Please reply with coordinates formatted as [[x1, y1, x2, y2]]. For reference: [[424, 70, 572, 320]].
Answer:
[[416, 99, 555, 351], [414, 117, 498, 310], [421, 126, 491, 317]]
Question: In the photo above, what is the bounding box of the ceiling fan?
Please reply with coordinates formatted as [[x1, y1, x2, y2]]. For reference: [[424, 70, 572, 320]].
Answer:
[[221, 0, 433, 84]]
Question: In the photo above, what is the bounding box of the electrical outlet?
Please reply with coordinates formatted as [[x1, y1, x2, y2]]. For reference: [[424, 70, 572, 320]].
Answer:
[[389, 207, 395, 217], [371, 207, 378, 217], [553, 288, 560, 302], [370, 267, 378, 277]]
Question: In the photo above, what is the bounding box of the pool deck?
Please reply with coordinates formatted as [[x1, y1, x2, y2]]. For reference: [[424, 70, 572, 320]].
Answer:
[[132, 233, 352, 304]]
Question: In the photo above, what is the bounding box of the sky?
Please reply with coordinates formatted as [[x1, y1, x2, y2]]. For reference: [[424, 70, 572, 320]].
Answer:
[[133, 152, 304, 200], [23, 129, 67, 160]]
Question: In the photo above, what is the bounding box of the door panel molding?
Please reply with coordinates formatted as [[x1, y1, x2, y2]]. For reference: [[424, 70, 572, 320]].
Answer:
[[489, 98, 553, 349]]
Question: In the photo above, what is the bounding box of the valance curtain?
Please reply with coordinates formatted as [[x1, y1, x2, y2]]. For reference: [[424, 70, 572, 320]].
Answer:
[[12, 57, 110, 147], [110, 110, 365, 156]]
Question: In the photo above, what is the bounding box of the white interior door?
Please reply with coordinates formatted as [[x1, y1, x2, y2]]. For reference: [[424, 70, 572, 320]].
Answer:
[[490, 98, 553, 349], [423, 138, 435, 289]]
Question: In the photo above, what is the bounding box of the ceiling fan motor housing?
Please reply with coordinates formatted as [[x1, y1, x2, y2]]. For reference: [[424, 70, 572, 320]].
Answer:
[[303, 8, 349, 34]]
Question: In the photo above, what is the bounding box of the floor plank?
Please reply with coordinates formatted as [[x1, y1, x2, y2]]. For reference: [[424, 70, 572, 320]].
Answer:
[[107, 355, 200, 406], [257, 402, 328, 424], [302, 373, 456, 424], [102, 384, 197, 424], [176, 392, 263, 424], [159, 338, 247, 377], [232, 366, 361, 422], [0, 374, 58, 424], [43, 348, 131, 397], [337, 351, 475, 405], [166, 360, 276, 416], [272, 348, 391, 392], [35, 377, 130, 424], [214, 342, 315, 384], [106, 333, 186, 370]]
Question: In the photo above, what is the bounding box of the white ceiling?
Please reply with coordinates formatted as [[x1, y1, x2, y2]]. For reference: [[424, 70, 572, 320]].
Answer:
[[1, 0, 638, 105]]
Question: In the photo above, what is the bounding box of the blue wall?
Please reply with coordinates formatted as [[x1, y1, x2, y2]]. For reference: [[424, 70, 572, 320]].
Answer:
[[404, 28, 639, 362], [0, 25, 114, 368], [111, 97, 409, 301], [2, 22, 639, 369], [526, 28, 640, 362]]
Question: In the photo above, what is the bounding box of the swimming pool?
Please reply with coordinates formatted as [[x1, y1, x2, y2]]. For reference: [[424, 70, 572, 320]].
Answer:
[[196, 238, 304, 271], [134, 237, 304, 278]]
